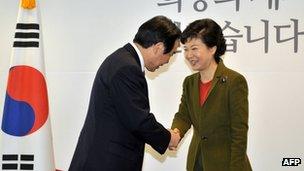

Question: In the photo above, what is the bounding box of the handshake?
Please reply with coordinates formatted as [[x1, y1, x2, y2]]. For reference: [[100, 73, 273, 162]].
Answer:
[[168, 128, 181, 151]]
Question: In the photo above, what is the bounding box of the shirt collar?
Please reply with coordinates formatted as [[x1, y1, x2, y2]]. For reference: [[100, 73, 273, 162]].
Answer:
[[130, 42, 145, 72]]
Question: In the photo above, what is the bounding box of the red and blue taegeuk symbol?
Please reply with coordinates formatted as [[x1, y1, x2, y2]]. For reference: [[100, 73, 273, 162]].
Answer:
[[1, 65, 49, 136]]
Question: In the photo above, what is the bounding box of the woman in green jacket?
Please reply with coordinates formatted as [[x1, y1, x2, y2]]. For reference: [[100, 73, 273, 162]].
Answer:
[[171, 18, 252, 171]]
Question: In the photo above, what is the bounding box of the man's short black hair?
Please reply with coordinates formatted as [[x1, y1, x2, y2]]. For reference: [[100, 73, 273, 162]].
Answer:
[[133, 16, 181, 54]]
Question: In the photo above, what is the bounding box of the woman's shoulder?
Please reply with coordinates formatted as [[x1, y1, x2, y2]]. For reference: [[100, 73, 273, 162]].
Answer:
[[184, 72, 199, 82], [222, 65, 246, 81], [182, 72, 199, 87]]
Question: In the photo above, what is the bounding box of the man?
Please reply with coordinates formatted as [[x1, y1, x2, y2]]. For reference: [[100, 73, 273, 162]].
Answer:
[[69, 16, 181, 171]]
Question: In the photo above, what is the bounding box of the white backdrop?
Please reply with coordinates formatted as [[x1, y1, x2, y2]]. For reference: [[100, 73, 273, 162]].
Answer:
[[1, 0, 304, 170]]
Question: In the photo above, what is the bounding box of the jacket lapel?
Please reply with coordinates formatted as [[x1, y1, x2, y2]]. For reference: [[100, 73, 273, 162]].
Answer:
[[206, 60, 226, 99], [191, 61, 226, 129]]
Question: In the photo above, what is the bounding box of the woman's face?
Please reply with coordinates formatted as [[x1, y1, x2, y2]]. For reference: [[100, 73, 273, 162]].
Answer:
[[183, 38, 216, 72]]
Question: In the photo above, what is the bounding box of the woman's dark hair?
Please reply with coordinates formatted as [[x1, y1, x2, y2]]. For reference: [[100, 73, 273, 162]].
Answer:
[[133, 16, 181, 54], [181, 18, 226, 63]]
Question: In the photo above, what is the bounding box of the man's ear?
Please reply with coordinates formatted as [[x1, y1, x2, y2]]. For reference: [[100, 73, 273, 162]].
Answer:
[[154, 42, 165, 55]]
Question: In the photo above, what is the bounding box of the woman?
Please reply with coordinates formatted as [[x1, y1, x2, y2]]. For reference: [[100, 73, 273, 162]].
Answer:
[[171, 18, 252, 171]]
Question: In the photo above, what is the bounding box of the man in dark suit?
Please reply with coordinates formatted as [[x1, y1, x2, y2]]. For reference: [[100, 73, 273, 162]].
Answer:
[[69, 16, 181, 171]]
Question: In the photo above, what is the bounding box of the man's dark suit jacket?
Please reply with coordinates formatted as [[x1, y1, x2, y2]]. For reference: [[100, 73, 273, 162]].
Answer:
[[69, 43, 171, 171]]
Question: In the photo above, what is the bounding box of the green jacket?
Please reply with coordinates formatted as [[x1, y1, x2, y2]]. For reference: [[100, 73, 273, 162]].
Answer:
[[172, 61, 252, 171]]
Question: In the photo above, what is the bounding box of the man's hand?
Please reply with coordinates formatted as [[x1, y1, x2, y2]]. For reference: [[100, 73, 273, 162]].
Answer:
[[168, 128, 181, 151]]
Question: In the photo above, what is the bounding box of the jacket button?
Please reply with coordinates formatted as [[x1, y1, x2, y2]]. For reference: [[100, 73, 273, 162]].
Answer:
[[202, 136, 208, 141]]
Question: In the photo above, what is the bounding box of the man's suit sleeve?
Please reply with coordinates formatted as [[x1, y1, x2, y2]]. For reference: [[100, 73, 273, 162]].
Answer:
[[110, 66, 170, 154]]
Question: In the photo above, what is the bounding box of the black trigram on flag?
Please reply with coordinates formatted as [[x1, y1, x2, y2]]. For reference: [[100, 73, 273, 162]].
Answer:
[[13, 23, 39, 48], [2, 154, 34, 170]]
